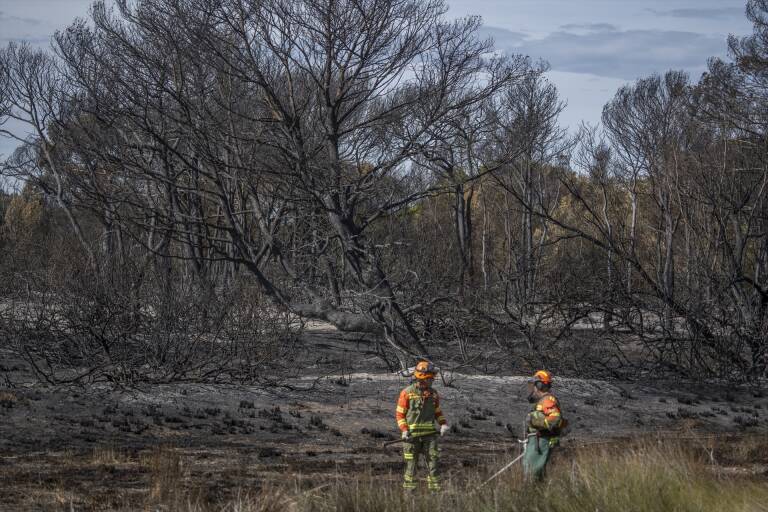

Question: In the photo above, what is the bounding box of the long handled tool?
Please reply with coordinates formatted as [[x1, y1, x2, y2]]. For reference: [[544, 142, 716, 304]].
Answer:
[[478, 430, 536, 488], [383, 432, 438, 447], [478, 446, 526, 488]]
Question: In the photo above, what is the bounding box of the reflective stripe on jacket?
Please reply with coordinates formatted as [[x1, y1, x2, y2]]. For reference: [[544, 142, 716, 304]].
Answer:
[[395, 383, 447, 433], [528, 393, 563, 434]]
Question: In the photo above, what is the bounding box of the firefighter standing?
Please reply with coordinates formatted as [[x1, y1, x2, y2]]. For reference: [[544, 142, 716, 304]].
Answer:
[[395, 360, 449, 491], [523, 370, 566, 480]]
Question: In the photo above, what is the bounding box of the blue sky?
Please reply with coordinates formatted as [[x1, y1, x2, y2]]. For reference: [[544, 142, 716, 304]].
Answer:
[[0, 0, 754, 157], [454, 0, 752, 131]]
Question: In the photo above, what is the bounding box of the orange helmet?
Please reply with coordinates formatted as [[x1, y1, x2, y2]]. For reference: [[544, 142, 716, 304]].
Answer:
[[532, 370, 553, 386], [413, 360, 437, 380]]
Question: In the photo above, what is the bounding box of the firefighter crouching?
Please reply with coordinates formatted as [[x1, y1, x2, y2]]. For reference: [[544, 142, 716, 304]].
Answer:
[[524, 369, 567, 480], [395, 360, 450, 491]]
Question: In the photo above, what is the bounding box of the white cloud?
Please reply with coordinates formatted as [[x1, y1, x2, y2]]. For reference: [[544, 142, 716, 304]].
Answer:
[[0, 0, 94, 45], [0, 11, 42, 26], [559, 23, 619, 32], [646, 7, 744, 19], [482, 25, 727, 81], [0, 0, 756, 149]]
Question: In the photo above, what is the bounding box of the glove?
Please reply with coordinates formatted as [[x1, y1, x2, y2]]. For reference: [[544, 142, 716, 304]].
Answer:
[[440, 424, 449, 437], [401, 430, 411, 440]]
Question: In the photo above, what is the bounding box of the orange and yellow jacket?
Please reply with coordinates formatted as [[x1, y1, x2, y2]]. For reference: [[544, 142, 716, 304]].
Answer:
[[527, 393, 564, 435], [395, 383, 447, 435]]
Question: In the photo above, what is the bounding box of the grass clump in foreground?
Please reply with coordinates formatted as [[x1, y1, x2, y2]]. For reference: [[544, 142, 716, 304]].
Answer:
[[294, 440, 768, 512], [29, 438, 768, 511]]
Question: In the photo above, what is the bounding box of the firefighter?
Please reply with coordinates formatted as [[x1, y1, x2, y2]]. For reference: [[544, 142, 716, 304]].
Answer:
[[395, 360, 449, 491], [523, 369, 566, 480]]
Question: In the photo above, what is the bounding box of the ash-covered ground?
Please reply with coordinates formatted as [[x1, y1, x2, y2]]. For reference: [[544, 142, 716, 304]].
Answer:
[[1, 328, 767, 510]]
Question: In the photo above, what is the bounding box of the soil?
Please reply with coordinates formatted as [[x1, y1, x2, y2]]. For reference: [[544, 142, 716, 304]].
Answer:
[[1, 328, 767, 510]]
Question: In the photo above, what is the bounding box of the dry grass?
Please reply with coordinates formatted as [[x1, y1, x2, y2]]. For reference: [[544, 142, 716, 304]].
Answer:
[[141, 446, 185, 506], [717, 434, 768, 465], [134, 437, 768, 512], [10, 436, 768, 511], [185, 489, 296, 512], [91, 446, 129, 466], [295, 438, 768, 512], [0, 390, 19, 406]]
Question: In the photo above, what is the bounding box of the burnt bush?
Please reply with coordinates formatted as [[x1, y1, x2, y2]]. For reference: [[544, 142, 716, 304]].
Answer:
[[0, 256, 302, 386]]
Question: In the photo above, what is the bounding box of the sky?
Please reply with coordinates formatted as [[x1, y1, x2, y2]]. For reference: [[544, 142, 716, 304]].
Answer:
[[0, 0, 755, 157]]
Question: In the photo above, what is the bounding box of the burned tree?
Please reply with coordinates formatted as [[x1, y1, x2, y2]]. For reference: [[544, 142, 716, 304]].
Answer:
[[0, 0, 527, 369]]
